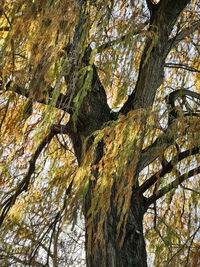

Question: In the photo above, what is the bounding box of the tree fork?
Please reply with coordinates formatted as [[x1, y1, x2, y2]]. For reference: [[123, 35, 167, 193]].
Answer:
[[65, 1, 193, 267]]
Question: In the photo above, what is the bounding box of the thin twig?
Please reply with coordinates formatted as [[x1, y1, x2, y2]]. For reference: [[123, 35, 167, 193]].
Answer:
[[167, 225, 200, 265], [3, 11, 11, 26], [165, 63, 200, 73]]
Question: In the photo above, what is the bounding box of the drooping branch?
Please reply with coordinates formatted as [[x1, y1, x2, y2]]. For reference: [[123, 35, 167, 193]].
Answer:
[[29, 184, 72, 266], [0, 127, 59, 227], [145, 165, 200, 207], [138, 146, 200, 195], [167, 225, 200, 265]]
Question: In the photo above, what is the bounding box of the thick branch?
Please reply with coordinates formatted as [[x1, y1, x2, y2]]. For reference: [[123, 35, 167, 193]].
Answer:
[[137, 89, 200, 172], [146, 165, 200, 207], [121, 0, 190, 114], [166, 89, 200, 122], [157, 0, 191, 32], [166, 89, 200, 105], [138, 146, 200, 195], [4, 82, 73, 114]]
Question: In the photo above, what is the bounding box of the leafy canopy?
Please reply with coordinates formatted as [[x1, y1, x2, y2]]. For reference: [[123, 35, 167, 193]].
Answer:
[[0, 0, 200, 266]]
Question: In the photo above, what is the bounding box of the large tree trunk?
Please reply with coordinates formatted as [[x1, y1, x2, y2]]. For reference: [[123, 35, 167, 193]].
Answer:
[[85, 187, 147, 267], [71, 128, 148, 266], [64, 2, 191, 266], [70, 123, 148, 266]]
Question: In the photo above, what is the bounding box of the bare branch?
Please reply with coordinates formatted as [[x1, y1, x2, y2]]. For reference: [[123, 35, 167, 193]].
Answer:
[[165, 63, 200, 73], [180, 185, 200, 195], [138, 146, 200, 195], [166, 89, 200, 122], [146, 165, 200, 207], [169, 20, 200, 48], [137, 89, 200, 172], [3, 82, 73, 114], [3, 11, 11, 27], [168, 89, 200, 102]]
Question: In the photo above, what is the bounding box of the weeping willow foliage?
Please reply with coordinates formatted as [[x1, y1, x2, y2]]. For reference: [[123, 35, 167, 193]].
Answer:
[[75, 110, 149, 231], [0, 0, 200, 266]]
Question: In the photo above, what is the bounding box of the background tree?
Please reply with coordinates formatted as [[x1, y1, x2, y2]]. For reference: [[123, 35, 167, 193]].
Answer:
[[0, 0, 200, 266]]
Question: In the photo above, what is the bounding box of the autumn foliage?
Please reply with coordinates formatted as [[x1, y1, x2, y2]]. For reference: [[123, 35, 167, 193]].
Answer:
[[0, 0, 200, 266]]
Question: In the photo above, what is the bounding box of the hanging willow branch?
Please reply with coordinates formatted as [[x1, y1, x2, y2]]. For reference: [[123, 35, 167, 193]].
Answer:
[[0, 130, 56, 227]]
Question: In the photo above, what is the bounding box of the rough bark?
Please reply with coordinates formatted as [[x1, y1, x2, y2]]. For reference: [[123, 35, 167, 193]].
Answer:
[[122, 0, 190, 113], [84, 186, 147, 267], [65, 1, 192, 266]]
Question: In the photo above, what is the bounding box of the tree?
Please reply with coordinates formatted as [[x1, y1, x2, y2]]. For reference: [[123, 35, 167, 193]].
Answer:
[[0, 0, 200, 266]]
